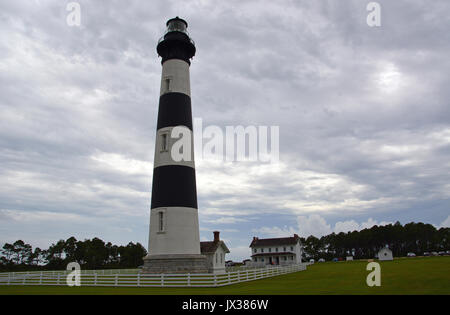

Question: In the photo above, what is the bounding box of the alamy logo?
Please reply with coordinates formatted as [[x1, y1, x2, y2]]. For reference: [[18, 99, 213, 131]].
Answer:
[[66, 2, 81, 27], [169, 118, 279, 163], [66, 262, 81, 286], [366, 262, 381, 286], [367, 2, 381, 27]]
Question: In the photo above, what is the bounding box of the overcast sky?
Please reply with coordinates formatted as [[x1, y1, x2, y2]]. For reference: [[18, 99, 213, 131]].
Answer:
[[1, 0, 449, 261]]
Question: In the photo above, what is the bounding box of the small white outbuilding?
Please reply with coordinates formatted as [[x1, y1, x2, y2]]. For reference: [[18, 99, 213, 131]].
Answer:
[[200, 231, 230, 274], [377, 247, 393, 261]]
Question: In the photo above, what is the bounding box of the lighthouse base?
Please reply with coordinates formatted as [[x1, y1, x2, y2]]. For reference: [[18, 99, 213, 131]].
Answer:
[[142, 254, 208, 274]]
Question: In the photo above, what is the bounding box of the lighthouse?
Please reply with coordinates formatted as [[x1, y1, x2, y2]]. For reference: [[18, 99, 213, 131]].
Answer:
[[143, 17, 207, 273]]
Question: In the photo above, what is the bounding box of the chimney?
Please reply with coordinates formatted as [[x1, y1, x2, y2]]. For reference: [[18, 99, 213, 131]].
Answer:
[[213, 231, 220, 242]]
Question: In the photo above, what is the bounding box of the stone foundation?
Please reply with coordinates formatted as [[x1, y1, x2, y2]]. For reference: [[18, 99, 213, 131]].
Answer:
[[142, 254, 208, 274]]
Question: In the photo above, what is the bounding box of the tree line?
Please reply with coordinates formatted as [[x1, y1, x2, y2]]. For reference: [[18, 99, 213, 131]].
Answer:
[[300, 221, 450, 260], [0, 236, 147, 272]]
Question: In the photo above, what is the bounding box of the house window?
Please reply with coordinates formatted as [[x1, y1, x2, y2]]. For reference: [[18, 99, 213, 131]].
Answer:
[[284, 256, 287, 261], [158, 212, 164, 232], [262, 258, 264, 262], [161, 133, 169, 152], [290, 246, 294, 251], [261, 248, 264, 253], [269, 248, 271, 253], [254, 248, 257, 253], [275, 248, 278, 252], [291, 256, 294, 260], [221, 253, 224, 263], [215, 253, 218, 264], [283, 247, 286, 251]]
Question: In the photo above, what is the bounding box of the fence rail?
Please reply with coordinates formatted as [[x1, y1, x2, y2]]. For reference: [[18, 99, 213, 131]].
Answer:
[[0, 264, 307, 287]]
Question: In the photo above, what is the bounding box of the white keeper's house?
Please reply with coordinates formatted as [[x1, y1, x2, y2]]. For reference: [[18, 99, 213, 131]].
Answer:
[[200, 231, 230, 274], [249, 234, 303, 266]]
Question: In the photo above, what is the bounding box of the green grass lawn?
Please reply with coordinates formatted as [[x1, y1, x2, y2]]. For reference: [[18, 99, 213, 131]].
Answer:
[[1, 256, 449, 295]]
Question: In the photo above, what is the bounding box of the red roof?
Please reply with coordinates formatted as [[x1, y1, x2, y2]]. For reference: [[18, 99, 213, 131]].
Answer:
[[251, 252, 295, 257], [249, 234, 300, 247], [200, 241, 230, 254]]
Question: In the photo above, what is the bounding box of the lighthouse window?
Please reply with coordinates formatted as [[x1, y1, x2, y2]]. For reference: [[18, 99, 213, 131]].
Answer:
[[161, 133, 169, 152], [163, 76, 172, 93], [158, 212, 164, 232]]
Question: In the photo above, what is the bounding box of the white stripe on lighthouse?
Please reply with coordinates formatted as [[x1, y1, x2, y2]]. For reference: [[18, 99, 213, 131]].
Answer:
[[160, 59, 191, 97], [149, 206, 201, 255]]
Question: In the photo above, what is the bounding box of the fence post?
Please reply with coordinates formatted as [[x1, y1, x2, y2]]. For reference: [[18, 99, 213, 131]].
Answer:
[[94, 273, 97, 286], [214, 274, 217, 287], [115, 274, 118, 286], [57, 274, 60, 285], [137, 272, 140, 287], [228, 271, 231, 284], [187, 273, 190, 286], [246, 270, 249, 281], [161, 274, 164, 287], [40, 272, 43, 285]]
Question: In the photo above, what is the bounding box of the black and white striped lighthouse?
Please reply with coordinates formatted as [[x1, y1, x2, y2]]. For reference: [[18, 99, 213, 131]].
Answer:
[[143, 17, 207, 273]]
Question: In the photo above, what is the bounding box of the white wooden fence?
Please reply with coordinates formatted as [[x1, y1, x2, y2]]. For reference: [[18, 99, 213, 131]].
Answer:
[[0, 264, 307, 287]]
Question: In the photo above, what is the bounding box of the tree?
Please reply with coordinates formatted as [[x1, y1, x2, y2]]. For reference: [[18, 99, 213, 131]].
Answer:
[[1, 243, 14, 264], [11, 240, 32, 265], [118, 242, 147, 268]]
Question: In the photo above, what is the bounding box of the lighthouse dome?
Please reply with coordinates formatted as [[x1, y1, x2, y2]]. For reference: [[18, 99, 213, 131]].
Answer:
[[166, 16, 189, 35]]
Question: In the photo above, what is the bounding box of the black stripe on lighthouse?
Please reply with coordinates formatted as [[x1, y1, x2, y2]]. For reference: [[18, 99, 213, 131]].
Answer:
[[157, 92, 193, 130], [151, 165, 198, 209]]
